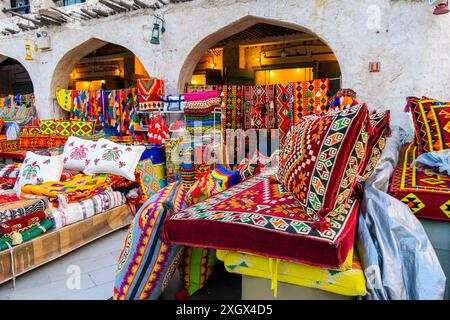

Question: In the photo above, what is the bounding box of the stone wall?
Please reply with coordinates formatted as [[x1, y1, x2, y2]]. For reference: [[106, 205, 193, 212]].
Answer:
[[0, 0, 449, 132]]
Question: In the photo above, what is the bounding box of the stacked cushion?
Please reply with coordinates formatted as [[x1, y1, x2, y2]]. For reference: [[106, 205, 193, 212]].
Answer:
[[277, 104, 370, 218], [14, 152, 64, 194], [84, 138, 145, 181], [163, 173, 360, 269], [114, 181, 187, 300]]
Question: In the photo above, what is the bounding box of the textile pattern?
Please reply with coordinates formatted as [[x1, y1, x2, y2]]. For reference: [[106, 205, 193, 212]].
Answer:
[[389, 142, 450, 221]]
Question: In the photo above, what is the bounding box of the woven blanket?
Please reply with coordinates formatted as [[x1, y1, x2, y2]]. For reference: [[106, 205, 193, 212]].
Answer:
[[21, 173, 111, 204], [48, 189, 126, 230], [0, 219, 53, 252], [163, 173, 359, 269], [0, 197, 48, 223], [243, 85, 277, 129], [389, 143, 450, 221], [137, 78, 164, 111], [293, 79, 330, 124]]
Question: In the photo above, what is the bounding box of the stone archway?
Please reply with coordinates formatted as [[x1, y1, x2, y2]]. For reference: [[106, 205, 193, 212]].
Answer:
[[177, 15, 342, 91], [0, 54, 35, 96]]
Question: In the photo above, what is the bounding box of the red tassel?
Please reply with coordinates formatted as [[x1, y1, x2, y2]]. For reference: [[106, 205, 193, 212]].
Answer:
[[176, 289, 189, 300]]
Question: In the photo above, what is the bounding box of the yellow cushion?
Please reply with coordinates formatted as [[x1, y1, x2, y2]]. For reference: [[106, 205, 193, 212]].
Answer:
[[216, 248, 366, 297]]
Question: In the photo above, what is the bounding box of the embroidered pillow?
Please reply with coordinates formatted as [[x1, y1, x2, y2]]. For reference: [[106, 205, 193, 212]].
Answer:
[[84, 138, 145, 181], [71, 120, 95, 136], [14, 152, 64, 193], [408, 98, 450, 154], [62, 136, 97, 171], [361, 110, 390, 180], [278, 104, 370, 218]]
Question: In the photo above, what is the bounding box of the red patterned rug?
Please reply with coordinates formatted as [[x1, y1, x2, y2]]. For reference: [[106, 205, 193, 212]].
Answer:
[[163, 173, 359, 269]]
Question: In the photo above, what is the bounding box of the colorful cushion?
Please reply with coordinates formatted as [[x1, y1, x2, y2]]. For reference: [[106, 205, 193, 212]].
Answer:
[[14, 152, 64, 194], [216, 248, 366, 297], [162, 173, 360, 269], [361, 110, 390, 180], [48, 189, 126, 230], [71, 120, 95, 136], [113, 181, 187, 300], [135, 159, 167, 200], [185, 173, 224, 206], [180, 247, 218, 296], [39, 120, 57, 135], [278, 105, 370, 218], [211, 165, 242, 189], [389, 143, 450, 221], [408, 98, 450, 154], [62, 136, 97, 171], [84, 139, 145, 181]]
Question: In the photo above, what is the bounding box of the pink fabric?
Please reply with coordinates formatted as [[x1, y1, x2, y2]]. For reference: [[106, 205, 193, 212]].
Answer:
[[184, 90, 221, 102]]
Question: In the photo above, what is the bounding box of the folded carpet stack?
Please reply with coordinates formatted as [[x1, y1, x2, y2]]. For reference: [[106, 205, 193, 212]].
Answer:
[[48, 188, 126, 230]]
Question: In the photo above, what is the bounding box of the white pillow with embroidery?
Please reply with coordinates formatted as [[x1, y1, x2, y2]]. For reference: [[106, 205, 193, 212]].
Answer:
[[83, 138, 145, 181], [14, 152, 64, 193], [62, 136, 98, 171]]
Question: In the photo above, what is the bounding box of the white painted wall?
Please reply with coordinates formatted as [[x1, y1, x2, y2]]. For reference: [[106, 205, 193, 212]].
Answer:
[[0, 0, 448, 133]]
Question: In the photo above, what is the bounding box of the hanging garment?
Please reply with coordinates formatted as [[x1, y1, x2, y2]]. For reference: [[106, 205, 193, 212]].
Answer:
[[243, 85, 277, 130], [56, 88, 73, 112], [137, 78, 164, 111], [293, 79, 330, 124]]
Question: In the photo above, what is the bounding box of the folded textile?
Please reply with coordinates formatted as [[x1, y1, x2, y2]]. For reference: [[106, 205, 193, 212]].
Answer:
[[0, 211, 46, 235], [185, 112, 222, 122], [184, 100, 221, 115], [184, 90, 220, 102], [0, 197, 48, 223], [187, 125, 221, 135], [20, 173, 111, 204], [186, 120, 221, 127], [217, 249, 366, 297], [0, 219, 53, 251], [48, 189, 126, 230], [0, 163, 20, 179]]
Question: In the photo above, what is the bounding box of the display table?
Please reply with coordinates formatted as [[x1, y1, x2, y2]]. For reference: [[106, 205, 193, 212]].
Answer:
[[0, 150, 26, 161], [0, 204, 133, 284], [241, 275, 354, 300]]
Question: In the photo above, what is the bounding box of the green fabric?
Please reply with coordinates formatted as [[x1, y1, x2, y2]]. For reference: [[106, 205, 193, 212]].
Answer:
[[0, 219, 53, 251], [183, 247, 218, 296]]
